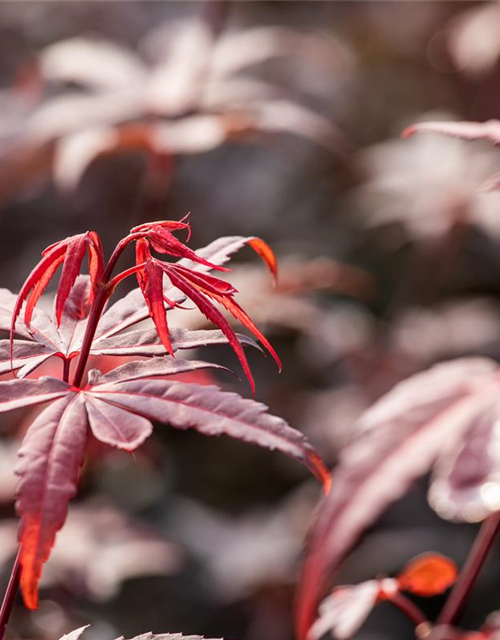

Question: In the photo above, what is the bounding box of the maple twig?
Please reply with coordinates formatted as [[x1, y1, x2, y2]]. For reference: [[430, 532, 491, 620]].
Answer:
[[438, 512, 500, 627], [0, 548, 21, 640], [72, 238, 134, 388], [388, 592, 429, 628], [71, 288, 108, 388], [62, 358, 70, 383]]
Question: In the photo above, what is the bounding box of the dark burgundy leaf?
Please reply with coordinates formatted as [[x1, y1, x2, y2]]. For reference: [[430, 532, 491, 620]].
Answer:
[[84, 394, 152, 450], [0, 340, 53, 376], [58, 627, 223, 640], [89, 378, 330, 489], [87, 356, 228, 385], [16, 392, 87, 609], [0, 377, 71, 412]]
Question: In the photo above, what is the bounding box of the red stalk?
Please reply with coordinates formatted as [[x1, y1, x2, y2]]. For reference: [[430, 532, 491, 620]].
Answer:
[[438, 512, 500, 627], [0, 550, 21, 640]]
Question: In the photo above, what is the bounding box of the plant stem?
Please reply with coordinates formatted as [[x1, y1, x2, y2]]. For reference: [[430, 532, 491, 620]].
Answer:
[[438, 512, 500, 626], [62, 358, 70, 383], [72, 237, 134, 388], [388, 592, 429, 629], [71, 287, 108, 388], [0, 549, 21, 640]]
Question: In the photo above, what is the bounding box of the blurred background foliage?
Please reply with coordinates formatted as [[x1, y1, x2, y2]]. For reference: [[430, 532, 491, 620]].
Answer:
[[2, 2, 500, 639]]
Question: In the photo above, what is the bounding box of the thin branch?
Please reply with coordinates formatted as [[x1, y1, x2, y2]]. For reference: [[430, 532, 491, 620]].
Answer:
[[388, 591, 429, 628], [0, 549, 21, 640], [438, 512, 500, 626]]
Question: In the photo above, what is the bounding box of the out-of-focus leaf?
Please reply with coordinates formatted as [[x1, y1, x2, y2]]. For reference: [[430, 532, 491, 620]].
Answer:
[[296, 357, 500, 640], [447, 4, 500, 76], [358, 122, 500, 241], [40, 37, 146, 90], [308, 580, 389, 640], [397, 553, 458, 596], [210, 26, 353, 79], [403, 120, 500, 146], [42, 503, 182, 600]]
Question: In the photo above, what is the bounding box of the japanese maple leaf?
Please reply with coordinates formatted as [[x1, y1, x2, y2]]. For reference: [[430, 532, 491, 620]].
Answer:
[[3, 355, 328, 609], [296, 357, 500, 640]]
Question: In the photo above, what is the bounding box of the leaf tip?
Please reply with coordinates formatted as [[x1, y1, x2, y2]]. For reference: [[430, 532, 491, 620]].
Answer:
[[248, 238, 278, 285], [401, 125, 417, 140]]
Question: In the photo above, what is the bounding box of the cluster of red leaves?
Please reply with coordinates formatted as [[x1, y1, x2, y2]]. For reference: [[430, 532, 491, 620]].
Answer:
[[0, 218, 329, 610]]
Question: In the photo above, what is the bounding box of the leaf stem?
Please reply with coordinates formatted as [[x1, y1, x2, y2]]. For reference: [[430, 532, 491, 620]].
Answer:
[[388, 592, 429, 628], [438, 512, 500, 626], [71, 287, 108, 388], [62, 358, 70, 383], [0, 549, 21, 640]]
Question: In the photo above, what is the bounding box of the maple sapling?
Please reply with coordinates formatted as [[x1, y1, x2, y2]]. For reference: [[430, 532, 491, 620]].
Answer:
[[0, 218, 330, 639]]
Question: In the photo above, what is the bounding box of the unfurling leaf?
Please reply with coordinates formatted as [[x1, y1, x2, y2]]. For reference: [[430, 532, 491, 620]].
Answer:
[[124, 222, 281, 394], [397, 553, 458, 597], [10, 233, 104, 371]]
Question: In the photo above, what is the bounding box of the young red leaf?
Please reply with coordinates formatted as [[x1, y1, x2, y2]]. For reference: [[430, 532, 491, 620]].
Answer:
[[10, 233, 104, 370], [247, 237, 278, 285], [397, 553, 458, 597], [54, 235, 89, 325], [24, 253, 65, 328], [201, 287, 282, 372], [141, 259, 174, 356], [88, 377, 330, 490], [11, 241, 67, 337], [163, 266, 257, 393], [94, 235, 274, 340], [296, 358, 499, 640], [15, 392, 87, 609]]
